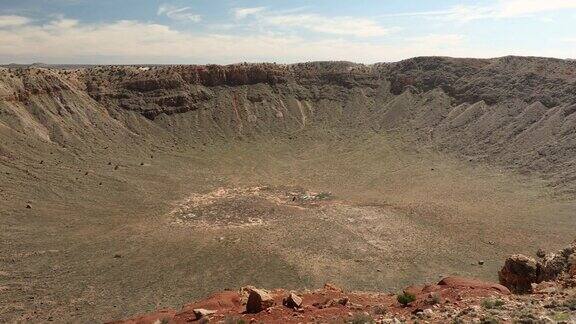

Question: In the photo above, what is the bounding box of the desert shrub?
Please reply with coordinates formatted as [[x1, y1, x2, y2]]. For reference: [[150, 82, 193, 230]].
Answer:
[[553, 312, 570, 322], [564, 298, 576, 310], [514, 310, 536, 321], [316, 192, 332, 200], [397, 292, 416, 306], [428, 292, 441, 305], [372, 305, 387, 315], [481, 298, 504, 309]]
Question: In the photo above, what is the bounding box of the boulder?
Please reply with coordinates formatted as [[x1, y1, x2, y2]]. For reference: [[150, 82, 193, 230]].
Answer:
[[438, 276, 510, 294], [538, 243, 576, 281], [192, 308, 216, 320], [239, 285, 256, 305], [498, 254, 539, 293], [283, 292, 303, 309], [539, 252, 567, 281], [246, 288, 274, 313]]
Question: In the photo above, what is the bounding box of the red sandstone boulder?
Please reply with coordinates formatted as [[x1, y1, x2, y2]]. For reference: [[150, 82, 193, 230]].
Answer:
[[438, 276, 510, 294], [283, 292, 303, 309], [246, 288, 275, 313]]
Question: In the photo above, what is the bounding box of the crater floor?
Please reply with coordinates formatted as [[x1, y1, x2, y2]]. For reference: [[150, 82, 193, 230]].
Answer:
[[1, 131, 574, 322]]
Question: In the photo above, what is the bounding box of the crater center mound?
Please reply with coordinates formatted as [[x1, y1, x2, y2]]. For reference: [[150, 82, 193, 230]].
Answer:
[[169, 186, 334, 228]]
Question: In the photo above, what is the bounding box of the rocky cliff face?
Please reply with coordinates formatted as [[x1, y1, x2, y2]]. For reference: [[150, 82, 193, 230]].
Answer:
[[385, 56, 576, 107], [2, 56, 576, 190], [81, 57, 576, 119]]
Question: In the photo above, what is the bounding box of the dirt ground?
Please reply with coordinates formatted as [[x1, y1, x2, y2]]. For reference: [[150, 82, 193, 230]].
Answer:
[[1, 129, 574, 323]]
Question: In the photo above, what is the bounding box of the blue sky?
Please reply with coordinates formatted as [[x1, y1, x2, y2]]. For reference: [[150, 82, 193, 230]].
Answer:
[[0, 0, 575, 64]]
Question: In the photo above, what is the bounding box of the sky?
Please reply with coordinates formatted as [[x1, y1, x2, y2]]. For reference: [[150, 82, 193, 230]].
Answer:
[[0, 0, 575, 64]]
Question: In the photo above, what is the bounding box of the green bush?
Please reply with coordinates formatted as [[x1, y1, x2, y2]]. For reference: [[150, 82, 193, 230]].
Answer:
[[315, 192, 332, 200], [553, 312, 570, 322], [397, 292, 416, 306]]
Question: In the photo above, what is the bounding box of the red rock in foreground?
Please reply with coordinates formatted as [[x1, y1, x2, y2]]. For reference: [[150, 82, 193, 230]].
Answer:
[[111, 241, 576, 323], [110, 277, 512, 324]]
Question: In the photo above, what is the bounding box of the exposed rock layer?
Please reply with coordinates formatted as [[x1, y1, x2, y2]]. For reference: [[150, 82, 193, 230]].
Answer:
[[3, 56, 576, 190]]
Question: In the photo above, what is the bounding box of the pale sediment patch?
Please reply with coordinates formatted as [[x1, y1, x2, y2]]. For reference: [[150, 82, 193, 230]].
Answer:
[[167, 186, 334, 229]]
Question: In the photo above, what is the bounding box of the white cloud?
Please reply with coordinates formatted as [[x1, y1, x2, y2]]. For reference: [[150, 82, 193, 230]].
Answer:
[[386, 0, 576, 22], [264, 14, 397, 37], [158, 4, 202, 22], [0, 16, 451, 63], [440, 5, 495, 22], [234, 8, 397, 38], [496, 0, 576, 18], [0, 15, 31, 27], [233, 7, 266, 19], [0, 16, 571, 64]]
